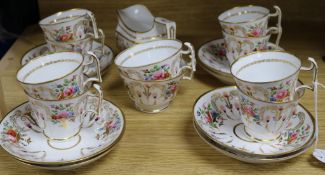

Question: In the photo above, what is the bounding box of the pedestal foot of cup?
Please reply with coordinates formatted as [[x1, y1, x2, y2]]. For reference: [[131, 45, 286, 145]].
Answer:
[[134, 103, 170, 114], [244, 126, 281, 142], [47, 134, 81, 150]]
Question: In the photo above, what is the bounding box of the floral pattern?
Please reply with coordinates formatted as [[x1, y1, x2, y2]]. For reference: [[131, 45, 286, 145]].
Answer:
[[267, 80, 293, 102], [221, 20, 267, 37], [52, 75, 81, 100], [197, 102, 225, 128], [1, 121, 31, 145], [49, 103, 76, 125], [143, 64, 171, 80]]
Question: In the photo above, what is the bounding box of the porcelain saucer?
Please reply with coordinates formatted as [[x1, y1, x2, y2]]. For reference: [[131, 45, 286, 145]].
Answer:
[[197, 39, 284, 84], [193, 86, 315, 162], [21, 41, 114, 75], [0, 98, 125, 168]]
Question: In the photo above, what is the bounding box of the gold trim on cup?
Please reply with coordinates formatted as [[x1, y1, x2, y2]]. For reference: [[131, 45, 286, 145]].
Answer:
[[0, 98, 126, 165], [230, 50, 302, 84], [192, 86, 315, 157], [17, 51, 85, 85], [39, 8, 90, 26], [218, 5, 270, 24], [114, 39, 183, 69]]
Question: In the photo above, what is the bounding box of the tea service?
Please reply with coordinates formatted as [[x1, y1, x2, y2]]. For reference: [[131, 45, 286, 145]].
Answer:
[[1, 3, 325, 170]]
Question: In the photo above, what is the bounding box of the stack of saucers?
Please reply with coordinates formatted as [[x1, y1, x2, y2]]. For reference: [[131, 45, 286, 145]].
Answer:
[[21, 9, 114, 76], [114, 39, 196, 113], [198, 5, 283, 84], [0, 51, 125, 170], [194, 50, 320, 163]]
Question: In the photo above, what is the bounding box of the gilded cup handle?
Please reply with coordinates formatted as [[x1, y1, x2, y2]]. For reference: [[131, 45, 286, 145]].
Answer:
[[86, 11, 99, 39], [82, 51, 103, 87], [268, 6, 282, 46], [81, 83, 103, 128], [295, 57, 318, 92], [180, 42, 196, 80]]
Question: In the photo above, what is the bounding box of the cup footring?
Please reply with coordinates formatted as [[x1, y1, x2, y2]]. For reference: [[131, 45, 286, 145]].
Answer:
[[47, 134, 81, 150], [134, 103, 170, 114], [243, 126, 281, 142]]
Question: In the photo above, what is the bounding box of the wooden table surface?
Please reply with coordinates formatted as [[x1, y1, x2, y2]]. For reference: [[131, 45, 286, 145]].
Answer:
[[0, 18, 325, 175]]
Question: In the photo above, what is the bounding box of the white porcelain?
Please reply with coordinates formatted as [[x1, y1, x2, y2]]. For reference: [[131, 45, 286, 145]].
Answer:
[[21, 41, 114, 75], [193, 86, 315, 162], [26, 84, 102, 140], [198, 39, 283, 84], [115, 39, 196, 81], [231, 51, 318, 102], [116, 4, 176, 50], [39, 8, 99, 42], [120, 69, 190, 113], [223, 30, 281, 64], [17, 51, 102, 100], [237, 86, 304, 141], [0, 98, 124, 166], [218, 5, 282, 38], [194, 122, 314, 163]]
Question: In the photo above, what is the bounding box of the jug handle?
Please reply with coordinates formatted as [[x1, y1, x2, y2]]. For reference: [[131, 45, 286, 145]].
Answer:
[[154, 17, 176, 39]]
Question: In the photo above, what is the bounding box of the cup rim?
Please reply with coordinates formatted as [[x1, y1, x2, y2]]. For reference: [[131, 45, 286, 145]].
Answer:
[[39, 8, 90, 26], [222, 30, 272, 39], [236, 80, 305, 104], [114, 39, 183, 69], [17, 51, 85, 85], [120, 67, 188, 82], [218, 5, 270, 24], [230, 50, 302, 84]]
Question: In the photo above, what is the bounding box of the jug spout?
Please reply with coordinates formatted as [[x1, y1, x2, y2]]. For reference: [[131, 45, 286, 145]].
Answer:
[[117, 4, 155, 33]]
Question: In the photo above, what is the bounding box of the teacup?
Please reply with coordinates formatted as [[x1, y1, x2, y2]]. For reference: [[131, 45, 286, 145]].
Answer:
[[47, 29, 105, 55], [231, 51, 318, 102], [237, 86, 304, 141], [218, 5, 282, 38], [39, 8, 99, 42], [223, 29, 281, 64], [115, 39, 196, 81], [17, 51, 102, 100], [25, 84, 103, 140], [120, 69, 191, 113]]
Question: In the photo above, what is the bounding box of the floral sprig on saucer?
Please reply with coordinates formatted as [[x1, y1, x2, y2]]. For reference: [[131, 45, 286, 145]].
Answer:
[[197, 102, 225, 129]]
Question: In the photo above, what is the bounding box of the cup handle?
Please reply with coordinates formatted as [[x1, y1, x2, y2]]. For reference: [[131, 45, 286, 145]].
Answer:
[[95, 29, 105, 55], [295, 57, 318, 93], [154, 17, 176, 39], [268, 6, 282, 46], [81, 84, 103, 128], [179, 42, 196, 80], [82, 51, 103, 87], [86, 11, 99, 39]]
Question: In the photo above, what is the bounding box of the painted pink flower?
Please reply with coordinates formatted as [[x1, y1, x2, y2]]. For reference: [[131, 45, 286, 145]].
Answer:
[[59, 33, 72, 42], [170, 85, 177, 92], [153, 70, 170, 80], [275, 90, 289, 100], [288, 133, 298, 144], [250, 28, 263, 37], [243, 105, 254, 117], [64, 87, 74, 97], [6, 129, 19, 143]]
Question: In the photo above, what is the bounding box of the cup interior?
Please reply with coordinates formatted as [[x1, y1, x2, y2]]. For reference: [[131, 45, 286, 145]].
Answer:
[[218, 6, 269, 23], [115, 40, 182, 68], [17, 52, 83, 84], [39, 9, 88, 25], [231, 52, 301, 82]]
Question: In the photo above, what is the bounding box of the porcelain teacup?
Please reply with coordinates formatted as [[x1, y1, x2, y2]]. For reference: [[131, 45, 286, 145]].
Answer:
[[114, 39, 196, 81], [218, 5, 282, 38], [223, 29, 281, 64], [231, 51, 318, 102], [39, 8, 100, 42], [120, 69, 191, 113], [24, 84, 103, 140], [236, 86, 305, 141], [17, 51, 102, 100]]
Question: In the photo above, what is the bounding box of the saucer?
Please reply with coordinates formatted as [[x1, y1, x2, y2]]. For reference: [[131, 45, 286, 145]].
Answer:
[[0, 98, 125, 167], [197, 39, 284, 84], [20, 41, 114, 75], [193, 86, 315, 160]]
